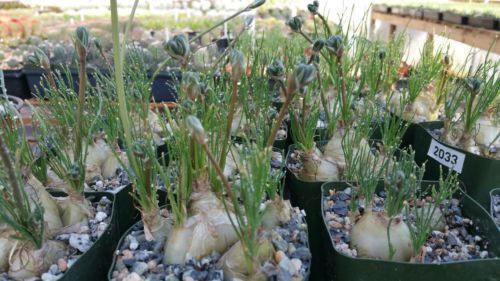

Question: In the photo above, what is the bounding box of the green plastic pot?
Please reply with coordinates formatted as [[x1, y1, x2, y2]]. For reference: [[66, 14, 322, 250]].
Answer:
[[412, 122, 500, 210], [285, 142, 329, 281], [490, 188, 500, 230], [321, 181, 500, 281], [45, 190, 122, 281]]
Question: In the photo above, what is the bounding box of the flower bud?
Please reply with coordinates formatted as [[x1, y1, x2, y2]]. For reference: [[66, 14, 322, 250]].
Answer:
[[247, 0, 266, 10], [132, 139, 147, 158], [230, 49, 246, 81], [326, 35, 343, 55], [164, 34, 190, 61], [287, 17, 302, 32], [69, 164, 80, 181], [312, 39, 325, 53], [186, 115, 206, 144], [308, 1, 319, 14], [181, 72, 201, 100], [267, 59, 285, 80], [443, 55, 450, 66], [75, 26, 91, 50]]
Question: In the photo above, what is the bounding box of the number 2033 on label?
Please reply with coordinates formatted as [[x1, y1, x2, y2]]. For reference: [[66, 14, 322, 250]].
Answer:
[[427, 139, 466, 173]]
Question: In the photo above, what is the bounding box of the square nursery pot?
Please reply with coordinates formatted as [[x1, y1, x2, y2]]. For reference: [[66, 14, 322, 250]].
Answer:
[[468, 15, 499, 30], [23, 68, 100, 97], [411, 121, 500, 210], [107, 191, 311, 281], [285, 142, 331, 281], [372, 4, 391, 14], [2, 69, 31, 99], [490, 188, 500, 230], [423, 9, 443, 21], [150, 71, 181, 102], [47, 190, 122, 281], [321, 181, 500, 281], [442, 11, 468, 25]]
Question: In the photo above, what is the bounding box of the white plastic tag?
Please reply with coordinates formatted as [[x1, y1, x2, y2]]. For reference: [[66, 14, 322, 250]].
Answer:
[[427, 139, 466, 173]]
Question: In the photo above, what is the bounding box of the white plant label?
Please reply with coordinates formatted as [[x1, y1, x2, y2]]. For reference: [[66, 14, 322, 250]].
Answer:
[[427, 139, 465, 173]]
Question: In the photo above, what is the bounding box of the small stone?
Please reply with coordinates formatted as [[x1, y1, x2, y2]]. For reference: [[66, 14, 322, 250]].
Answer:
[[275, 250, 286, 263], [164, 274, 180, 281], [132, 261, 148, 276], [79, 225, 90, 233], [95, 211, 108, 222], [69, 233, 92, 252], [344, 188, 351, 195], [95, 180, 104, 188], [261, 261, 279, 276], [329, 221, 343, 229], [147, 260, 157, 270], [57, 258, 68, 272], [96, 222, 108, 237], [290, 258, 302, 273], [123, 249, 134, 259], [279, 255, 297, 276], [41, 273, 58, 281], [291, 247, 311, 260], [123, 272, 143, 281], [271, 232, 289, 252], [49, 264, 60, 275], [480, 251, 488, 258], [130, 236, 139, 250]]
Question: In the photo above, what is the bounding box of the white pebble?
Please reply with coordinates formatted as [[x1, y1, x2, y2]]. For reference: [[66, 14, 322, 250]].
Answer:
[[95, 211, 108, 222], [41, 273, 58, 281], [480, 251, 488, 259], [69, 233, 92, 252], [129, 236, 139, 250], [95, 181, 104, 188]]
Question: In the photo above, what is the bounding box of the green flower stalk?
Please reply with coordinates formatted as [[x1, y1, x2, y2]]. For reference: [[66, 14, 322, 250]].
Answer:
[[326, 35, 348, 125], [219, 50, 245, 170]]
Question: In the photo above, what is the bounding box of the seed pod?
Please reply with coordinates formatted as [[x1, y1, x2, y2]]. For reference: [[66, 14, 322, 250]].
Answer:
[[164, 34, 190, 61], [186, 115, 206, 144], [466, 78, 481, 93], [443, 55, 451, 66], [75, 26, 91, 50], [247, 0, 266, 10], [267, 59, 285, 80], [230, 49, 246, 81], [307, 1, 319, 14], [132, 140, 147, 158], [69, 164, 80, 181], [289, 63, 316, 93], [312, 39, 325, 53], [33, 48, 50, 69], [287, 17, 302, 32], [93, 38, 103, 52], [378, 49, 386, 61], [181, 72, 201, 100], [326, 35, 343, 56]]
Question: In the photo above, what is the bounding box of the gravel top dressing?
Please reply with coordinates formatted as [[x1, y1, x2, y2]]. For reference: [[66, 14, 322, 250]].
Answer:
[[323, 188, 495, 263], [110, 207, 311, 281]]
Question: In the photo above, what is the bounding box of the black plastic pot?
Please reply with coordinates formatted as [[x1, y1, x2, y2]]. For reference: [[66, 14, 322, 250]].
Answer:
[[46, 190, 121, 281], [412, 122, 500, 210], [2, 69, 30, 99], [23, 68, 100, 97], [321, 181, 500, 281], [285, 143, 329, 281], [150, 71, 181, 102], [372, 4, 391, 14], [442, 11, 468, 25], [468, 15, 499, 30], [422, 8, 443, 21]]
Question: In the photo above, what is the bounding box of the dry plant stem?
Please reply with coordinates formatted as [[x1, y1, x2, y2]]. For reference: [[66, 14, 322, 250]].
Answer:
[[219, 80, 239, 169], [75, 48, 87, 161], [0, 134, 24, 217], [267, 91, 296, 147], [316, 70, 331, 123], [41, 66, 57, 91], [202, 142, 235, 200]]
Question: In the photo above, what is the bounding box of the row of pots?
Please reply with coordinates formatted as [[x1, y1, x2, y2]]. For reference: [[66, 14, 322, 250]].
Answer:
[[372, 4, 499, 31], [283, 117, 500, 281], [2, 69, 180, 102]]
